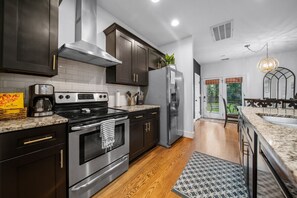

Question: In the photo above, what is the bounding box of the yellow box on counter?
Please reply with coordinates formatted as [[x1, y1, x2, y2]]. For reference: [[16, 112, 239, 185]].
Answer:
[[0, 93, 24, 109]]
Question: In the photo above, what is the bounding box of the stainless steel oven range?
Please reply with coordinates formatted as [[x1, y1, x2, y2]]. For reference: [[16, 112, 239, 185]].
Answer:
[[54, 92, 129, 198]]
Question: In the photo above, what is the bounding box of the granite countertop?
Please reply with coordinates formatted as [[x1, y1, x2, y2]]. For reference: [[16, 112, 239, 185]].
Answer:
[[0, 115, 68, 134], [240, 107, 297, 185], [114, 104, 160, 112]]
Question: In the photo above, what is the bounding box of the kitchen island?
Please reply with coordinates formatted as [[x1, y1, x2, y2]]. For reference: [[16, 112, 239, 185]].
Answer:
[[239, 107, 297, 197]]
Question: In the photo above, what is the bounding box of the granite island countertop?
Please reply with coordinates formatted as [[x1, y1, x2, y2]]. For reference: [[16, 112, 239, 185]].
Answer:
[[114, 104, 160, 112], [0, 115, 68, 134], [240, 107, 297, 185]]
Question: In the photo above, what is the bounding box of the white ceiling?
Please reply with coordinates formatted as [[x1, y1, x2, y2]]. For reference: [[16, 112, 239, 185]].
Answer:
[[98, 0, 297, 64]]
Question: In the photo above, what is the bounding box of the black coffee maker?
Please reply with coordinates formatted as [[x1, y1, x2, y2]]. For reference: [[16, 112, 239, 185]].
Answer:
[[29, 84, 54, 117]]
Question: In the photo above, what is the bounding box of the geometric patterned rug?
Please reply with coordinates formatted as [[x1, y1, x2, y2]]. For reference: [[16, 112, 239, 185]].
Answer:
[[172, 152, 248, 198]]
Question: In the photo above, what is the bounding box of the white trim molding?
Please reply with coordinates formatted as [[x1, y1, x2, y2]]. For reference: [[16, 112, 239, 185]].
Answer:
[[183, 130, 194, 139]]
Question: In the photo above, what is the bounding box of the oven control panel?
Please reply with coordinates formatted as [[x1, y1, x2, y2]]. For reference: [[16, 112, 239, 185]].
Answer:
[[55, 92, 108, 104]]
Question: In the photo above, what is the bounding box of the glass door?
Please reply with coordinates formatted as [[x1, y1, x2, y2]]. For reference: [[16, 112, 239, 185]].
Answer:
[[203, 78, 223, 119], [225, 77, 243, 115], [203, 77, 244, 119]]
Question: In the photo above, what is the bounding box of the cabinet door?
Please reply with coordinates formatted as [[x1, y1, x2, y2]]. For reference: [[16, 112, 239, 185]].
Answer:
[[115, 30, 134, 84], [133, 41, 148, 86], [144, 118, 159, 149], [129, 121, 145, 161], [1, 0, 58, 76], [0, 144, 66, 198], [148, 48, 161, 70]]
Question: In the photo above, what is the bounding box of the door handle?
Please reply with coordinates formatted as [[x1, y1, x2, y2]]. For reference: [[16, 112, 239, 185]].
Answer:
[[71, 116, 128, 131], [133, 73, 136, 82], [60, 149, 64, 168], [135, 115, 143, 119], [53, 55, 56, 70]]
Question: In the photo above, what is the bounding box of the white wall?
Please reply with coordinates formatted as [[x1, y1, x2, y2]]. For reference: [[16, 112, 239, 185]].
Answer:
[[160, 37, 194, 137], [201, 50, 297, 99], [58, 0, 159, 50]]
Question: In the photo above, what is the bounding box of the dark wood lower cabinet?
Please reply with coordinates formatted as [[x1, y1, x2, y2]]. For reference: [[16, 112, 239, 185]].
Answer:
[[0, 124, 67, 198], [0, 145, 66, 198], [129, 108, 160, 162], [130, 121, 145, 160], [144, 118, 159, 149]]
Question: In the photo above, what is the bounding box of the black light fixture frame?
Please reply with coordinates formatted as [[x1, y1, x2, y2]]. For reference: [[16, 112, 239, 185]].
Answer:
[[263, 67, 295, 99]]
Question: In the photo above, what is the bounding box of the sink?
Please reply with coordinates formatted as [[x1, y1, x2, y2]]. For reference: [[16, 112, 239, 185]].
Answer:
[[262, 116, 297, 128]]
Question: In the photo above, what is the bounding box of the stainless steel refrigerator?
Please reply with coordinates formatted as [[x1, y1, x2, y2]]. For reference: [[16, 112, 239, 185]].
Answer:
[[145, 66, 184, 148]]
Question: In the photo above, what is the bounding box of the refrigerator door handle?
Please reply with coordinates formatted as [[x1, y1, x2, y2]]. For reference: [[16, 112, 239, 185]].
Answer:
[[176, 86, 180, 109]]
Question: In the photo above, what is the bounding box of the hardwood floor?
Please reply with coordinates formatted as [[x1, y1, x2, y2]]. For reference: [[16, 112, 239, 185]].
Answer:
[[93, 120, 240, 198]]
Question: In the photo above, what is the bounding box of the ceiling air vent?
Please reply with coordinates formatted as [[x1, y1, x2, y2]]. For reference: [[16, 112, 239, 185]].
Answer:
[[211, 20, 233, 41]]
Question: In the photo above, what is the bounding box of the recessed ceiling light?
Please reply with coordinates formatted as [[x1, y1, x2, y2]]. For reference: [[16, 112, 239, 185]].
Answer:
[[171, 19, 179, 27], [151, 0, 160, 3]]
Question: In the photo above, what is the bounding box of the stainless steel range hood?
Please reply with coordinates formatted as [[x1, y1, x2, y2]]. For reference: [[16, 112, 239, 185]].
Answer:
[[58, 0, 122, 66]]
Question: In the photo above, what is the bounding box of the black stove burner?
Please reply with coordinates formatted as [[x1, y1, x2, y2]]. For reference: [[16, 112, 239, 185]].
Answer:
[[56, 107, 128, 123]]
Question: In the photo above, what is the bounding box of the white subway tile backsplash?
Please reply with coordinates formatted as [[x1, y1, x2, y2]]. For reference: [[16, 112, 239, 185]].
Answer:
[[0, 58, 139, 106]]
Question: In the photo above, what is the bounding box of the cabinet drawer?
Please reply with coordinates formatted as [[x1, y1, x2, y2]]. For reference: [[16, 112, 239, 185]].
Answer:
[[129, 111, 146, 122], [0, 124, 66, 161], [146, 108, 160, 119]]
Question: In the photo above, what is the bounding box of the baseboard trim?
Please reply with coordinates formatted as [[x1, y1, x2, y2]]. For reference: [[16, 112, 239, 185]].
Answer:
[[183, 130, 194, 139]]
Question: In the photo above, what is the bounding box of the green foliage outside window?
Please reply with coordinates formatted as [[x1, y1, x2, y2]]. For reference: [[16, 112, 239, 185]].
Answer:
[[226, 83, 242, 114]]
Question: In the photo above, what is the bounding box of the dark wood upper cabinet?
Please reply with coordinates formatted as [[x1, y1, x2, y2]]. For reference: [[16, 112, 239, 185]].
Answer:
[[148, 48, 163, 70], [133, 41, 148, 86], [114, 30, 134, 84], [104, 23, 164, 86], [0, 0, 59, 76]]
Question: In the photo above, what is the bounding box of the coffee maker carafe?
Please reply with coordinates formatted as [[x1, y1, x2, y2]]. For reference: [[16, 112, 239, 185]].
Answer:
[[29, 84, 54, 117]]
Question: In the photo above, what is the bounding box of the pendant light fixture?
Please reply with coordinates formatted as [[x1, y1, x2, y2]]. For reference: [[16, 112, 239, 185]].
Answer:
[[245, 43, 279, 73], [257, 43, 279, 73]]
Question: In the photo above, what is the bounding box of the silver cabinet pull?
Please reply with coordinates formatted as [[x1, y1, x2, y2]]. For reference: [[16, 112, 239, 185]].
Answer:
[[133, 73, 136, 82], [60, 149, 64, 168], [145, 123, 148, 132], [135, 115, 143, 119], [136, 74, 139, 82], [151, 112, 157, 115], [148, 122, 151, 131]]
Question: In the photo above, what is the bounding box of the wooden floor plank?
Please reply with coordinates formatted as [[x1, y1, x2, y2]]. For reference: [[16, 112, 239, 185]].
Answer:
[[93, 120, 240, 198]]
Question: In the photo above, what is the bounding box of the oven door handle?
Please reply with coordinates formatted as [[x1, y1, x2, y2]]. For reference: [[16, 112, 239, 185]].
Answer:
[[70, 155, 128, 192], [71, 116, 128, 131]]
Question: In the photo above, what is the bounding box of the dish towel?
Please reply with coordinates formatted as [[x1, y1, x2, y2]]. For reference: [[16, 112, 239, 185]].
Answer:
[[100, 119, 115, 149]]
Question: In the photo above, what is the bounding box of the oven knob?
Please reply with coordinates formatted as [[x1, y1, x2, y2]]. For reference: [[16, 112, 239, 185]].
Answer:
[[103, 95, 107, 98], [99, 95, 103, 98], [66, 95, 70, 99], [58, 95, 64, 99]]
